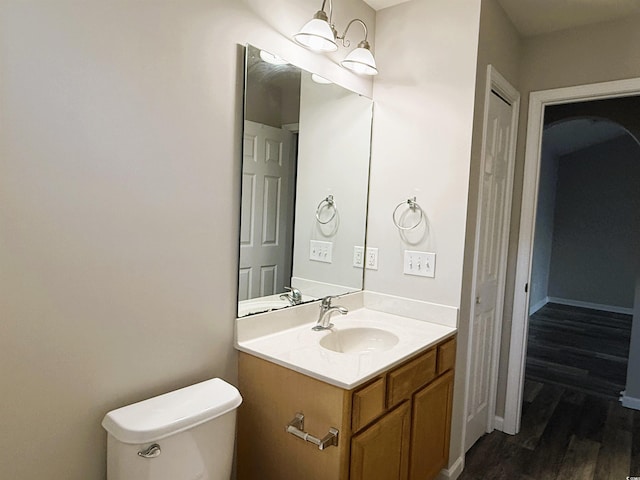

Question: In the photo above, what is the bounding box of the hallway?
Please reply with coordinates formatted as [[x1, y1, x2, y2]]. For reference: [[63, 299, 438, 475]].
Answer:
[[459, 381, 640, 479]]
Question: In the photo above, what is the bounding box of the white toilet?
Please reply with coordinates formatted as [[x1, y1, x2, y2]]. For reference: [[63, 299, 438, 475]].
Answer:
[[102, 378, 242, 480]]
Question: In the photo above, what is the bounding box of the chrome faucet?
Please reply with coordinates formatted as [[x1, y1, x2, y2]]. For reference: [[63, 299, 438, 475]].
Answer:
[[280, 287, 303, 306], [313, 296, 348, 331]]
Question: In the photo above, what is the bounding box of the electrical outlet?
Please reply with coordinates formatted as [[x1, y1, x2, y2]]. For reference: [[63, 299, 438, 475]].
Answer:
[[403, 250, 435, 277], [366, 247, 378, 270], [353, 246, 364, 268], [309, 240, 333, 263]]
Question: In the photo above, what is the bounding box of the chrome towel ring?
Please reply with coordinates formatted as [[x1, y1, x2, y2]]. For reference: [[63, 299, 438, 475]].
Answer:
[[392, 197, 424, 230], [316, 195, 338, 224]]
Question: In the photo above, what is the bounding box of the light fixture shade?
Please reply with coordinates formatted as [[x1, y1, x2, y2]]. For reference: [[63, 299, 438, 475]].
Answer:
[[294, 18, 338, 52], [341, 44, 378, 76]]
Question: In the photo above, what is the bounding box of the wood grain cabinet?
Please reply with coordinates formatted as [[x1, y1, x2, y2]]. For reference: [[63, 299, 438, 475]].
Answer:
[[238, 336, 456, 480]]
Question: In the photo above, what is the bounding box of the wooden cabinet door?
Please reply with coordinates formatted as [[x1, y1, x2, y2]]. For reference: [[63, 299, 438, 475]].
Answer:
[[350, 402, 411, 480], [409, 371, 454, 480]]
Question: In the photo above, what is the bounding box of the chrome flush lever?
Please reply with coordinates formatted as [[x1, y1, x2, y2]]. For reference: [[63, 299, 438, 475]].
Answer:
[[138, 443, 161, 459]]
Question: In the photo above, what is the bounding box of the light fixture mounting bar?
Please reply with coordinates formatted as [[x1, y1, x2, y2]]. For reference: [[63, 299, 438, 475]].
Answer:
[[320, 0, 334, 25], [337, 18, 369, 48]]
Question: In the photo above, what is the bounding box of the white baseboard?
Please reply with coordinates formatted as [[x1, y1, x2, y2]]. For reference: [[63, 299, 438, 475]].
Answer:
[[529, 297, 548, 314], [436, 455, 464, 480], [493, 415, 505, 432], [547, 296, 633, 315], [620, 392, 640, 410]]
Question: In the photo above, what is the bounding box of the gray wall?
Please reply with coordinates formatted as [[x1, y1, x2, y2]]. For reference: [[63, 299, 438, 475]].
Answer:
[[493, 12, 640, 418], [547, 135, 640, 308], [462, 0, 522, 429], [292, 74, 371, 295], [0, 0, 485, 477], [0, 1, 375, 478], [529, 142, 559, 311], [368, 0, 482, 471]]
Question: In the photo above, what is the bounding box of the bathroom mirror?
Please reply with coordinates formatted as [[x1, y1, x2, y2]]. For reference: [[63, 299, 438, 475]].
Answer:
[[237, 44, 373, 317]]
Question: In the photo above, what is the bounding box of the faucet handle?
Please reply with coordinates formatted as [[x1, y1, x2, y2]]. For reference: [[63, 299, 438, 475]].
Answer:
[[286, 286, 302, 301], [282, 287, 302, 305], [321, 295, 338, 308]]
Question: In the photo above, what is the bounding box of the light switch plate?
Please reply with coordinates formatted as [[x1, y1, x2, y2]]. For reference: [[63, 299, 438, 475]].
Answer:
[[403, 250, 435, 277], [353, 246, 364, 268], [310, 240, 333, 263]]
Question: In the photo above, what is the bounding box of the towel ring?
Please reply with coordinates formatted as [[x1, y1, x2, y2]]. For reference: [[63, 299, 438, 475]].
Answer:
[[392, 197, 424, 231], [316, 195, 337, 224]]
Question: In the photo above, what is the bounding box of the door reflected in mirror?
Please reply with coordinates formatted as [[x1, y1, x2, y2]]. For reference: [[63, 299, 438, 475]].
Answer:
[[238, 44, 373, 317]]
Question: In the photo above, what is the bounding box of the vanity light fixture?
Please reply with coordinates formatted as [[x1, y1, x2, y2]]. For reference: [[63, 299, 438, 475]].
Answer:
[[293, 6, 338, 52], [294, 0, 378, 76]]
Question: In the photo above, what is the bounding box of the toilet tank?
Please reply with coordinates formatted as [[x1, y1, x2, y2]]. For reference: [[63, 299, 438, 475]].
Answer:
[[102, 378, 242, 480]]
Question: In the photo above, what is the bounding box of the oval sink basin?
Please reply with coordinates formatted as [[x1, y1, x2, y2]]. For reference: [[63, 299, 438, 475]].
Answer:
[[320, 327, 400, 354]]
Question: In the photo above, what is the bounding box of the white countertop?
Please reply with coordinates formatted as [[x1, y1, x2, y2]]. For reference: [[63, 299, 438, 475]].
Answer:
[[236, 307, 456, 390]]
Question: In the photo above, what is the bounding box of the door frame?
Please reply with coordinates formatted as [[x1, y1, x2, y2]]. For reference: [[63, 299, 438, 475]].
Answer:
[[503, 76, 640, 435], [464, 65, 519, 449]]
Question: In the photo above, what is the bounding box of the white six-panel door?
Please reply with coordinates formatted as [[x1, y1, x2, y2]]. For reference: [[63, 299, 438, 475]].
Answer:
[[465, 83, 518, 451], [239, 121, 294, 301]]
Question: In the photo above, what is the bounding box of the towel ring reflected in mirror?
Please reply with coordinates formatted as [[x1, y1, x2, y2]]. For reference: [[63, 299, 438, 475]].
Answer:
[[392, 197, 424, 231], [316, 195, 338, 224]]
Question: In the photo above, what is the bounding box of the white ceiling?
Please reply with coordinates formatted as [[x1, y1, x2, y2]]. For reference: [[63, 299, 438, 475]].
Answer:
[[362, 0, 410, 11], [496, 0, 640, 37], [364, 0, 640, 37]]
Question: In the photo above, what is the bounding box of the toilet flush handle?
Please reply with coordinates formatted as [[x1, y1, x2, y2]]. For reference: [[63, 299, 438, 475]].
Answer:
[[138, 443, 161, 459]]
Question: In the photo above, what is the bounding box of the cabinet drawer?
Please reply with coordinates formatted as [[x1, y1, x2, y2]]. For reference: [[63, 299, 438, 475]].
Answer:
[[437, 338, 456, 375], [387, 349, 436, 407], [352, 377, 386, 432]]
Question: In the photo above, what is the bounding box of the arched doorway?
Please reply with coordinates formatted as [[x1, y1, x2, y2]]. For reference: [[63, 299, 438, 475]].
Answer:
[[506, 80, 640, 434], [526, 115, 640, 401]]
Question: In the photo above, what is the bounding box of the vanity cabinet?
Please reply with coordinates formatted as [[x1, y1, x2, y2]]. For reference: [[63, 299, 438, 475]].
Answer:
[[350, 401, 411, 480], [237, 336, 456, 480], [409, 371, 454, 480]]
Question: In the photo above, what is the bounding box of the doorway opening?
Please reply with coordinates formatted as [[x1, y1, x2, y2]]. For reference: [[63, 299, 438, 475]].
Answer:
[[526, 112, 640, 401], [505, 79, 640, 435]]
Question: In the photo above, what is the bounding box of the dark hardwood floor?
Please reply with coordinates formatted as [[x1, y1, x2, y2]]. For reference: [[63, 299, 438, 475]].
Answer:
[[526, 303, 632, 399], [460, 304, 637, 479], [460, 380, 640, 480]]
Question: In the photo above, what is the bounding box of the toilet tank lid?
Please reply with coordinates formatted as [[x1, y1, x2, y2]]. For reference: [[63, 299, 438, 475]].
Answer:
[[101, 378, 242, 444]]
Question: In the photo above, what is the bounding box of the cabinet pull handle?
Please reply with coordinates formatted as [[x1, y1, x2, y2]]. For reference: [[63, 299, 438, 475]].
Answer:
[[285, 413, 339, 450]]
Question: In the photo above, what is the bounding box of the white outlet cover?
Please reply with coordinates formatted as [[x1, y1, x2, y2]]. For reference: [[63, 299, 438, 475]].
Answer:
[[366, 247, 378, 270]]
